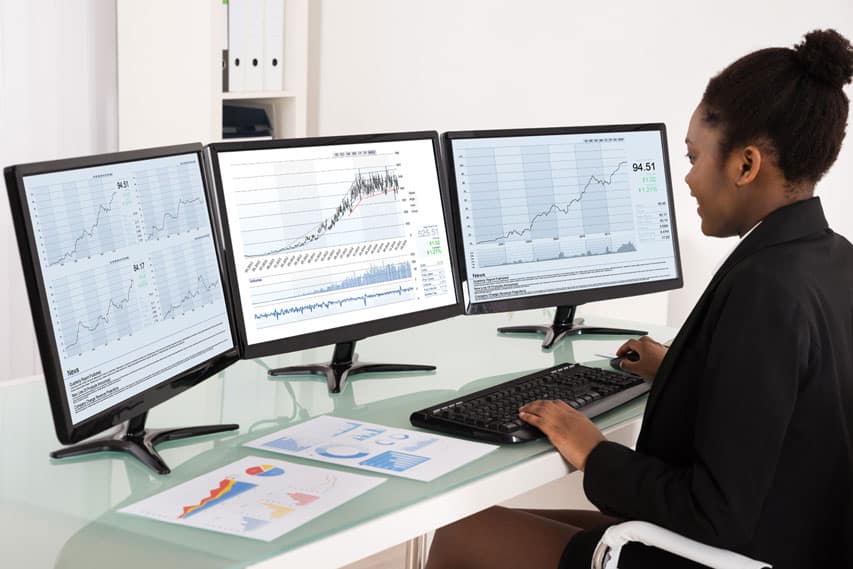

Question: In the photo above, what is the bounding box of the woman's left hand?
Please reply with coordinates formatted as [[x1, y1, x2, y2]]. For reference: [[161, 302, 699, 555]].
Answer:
[[518, 400, 605, 471]]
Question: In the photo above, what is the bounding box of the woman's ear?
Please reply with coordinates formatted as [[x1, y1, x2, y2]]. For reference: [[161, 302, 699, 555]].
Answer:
[[735, 145, 762, 187]]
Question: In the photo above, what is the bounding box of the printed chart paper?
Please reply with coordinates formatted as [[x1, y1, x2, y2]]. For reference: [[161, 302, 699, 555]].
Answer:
[[120, 456, 384, 541], [245, 415, 498, 481]]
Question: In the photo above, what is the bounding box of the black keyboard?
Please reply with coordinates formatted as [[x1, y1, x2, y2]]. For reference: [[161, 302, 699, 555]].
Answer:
[[409, 363, 650, 443]]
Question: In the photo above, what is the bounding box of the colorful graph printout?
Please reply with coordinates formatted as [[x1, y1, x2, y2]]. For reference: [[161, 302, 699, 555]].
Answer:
[[180, 479, 256, 519], [245, 415, 498, 482], [120, 456, 384, 541], [246, 464, 285, 477]]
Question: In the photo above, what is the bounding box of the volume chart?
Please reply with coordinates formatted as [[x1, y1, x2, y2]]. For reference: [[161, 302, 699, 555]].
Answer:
[[251, 258, 416, 327]]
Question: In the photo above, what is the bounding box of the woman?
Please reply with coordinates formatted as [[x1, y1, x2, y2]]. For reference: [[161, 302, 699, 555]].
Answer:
[[426, 29, 853, 569]]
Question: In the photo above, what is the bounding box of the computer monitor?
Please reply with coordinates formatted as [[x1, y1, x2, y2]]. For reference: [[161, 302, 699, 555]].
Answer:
[[444, 123, 683, 348], [4, 143, 240, 474], [208, 131, 462, 393]]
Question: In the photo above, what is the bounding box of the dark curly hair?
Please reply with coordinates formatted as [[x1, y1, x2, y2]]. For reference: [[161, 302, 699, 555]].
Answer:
[[701, 29, 853, 185]]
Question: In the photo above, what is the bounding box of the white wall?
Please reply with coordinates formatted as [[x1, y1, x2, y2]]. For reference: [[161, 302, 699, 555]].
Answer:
[[0, 1, 850, 381], [314, 0, 853, 330], [0, 0, 117, 381]]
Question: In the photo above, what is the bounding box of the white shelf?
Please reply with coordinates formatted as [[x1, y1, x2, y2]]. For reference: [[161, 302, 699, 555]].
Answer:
[[222, 90, 296, 100], [117, 0, 309, 147]]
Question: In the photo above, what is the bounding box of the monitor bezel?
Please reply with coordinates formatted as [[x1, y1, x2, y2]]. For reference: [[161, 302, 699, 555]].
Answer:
[[4, 143, 241, 444], [443, 123, 684, 315], [207, 131, 464, 359]]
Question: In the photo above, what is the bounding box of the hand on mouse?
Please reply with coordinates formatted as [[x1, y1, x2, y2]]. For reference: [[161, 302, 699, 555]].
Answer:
[[616, 336, 668, 381]]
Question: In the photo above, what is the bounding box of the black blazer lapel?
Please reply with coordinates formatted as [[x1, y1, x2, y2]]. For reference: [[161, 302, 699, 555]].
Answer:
[[639, 197, 830, 437]]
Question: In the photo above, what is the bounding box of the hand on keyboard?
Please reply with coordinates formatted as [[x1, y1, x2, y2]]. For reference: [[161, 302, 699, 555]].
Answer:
[[518, 399, 606, 471], [409, 363, 650, 444]]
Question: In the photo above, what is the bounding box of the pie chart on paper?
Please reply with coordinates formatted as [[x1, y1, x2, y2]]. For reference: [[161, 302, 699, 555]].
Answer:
[[315, 444, 370, 459], [246, 464, 285, 477]]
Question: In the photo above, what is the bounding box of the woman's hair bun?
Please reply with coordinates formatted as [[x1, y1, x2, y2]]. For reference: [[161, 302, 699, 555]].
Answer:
[[793, 29, 853, 89]]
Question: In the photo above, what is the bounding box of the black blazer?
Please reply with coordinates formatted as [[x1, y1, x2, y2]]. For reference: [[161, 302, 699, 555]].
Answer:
[[583, 198, 853, 568]]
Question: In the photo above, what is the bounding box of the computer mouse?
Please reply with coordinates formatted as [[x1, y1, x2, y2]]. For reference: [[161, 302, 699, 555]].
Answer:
[[609, 349, 640, 372], [622, 349, 641, 362]]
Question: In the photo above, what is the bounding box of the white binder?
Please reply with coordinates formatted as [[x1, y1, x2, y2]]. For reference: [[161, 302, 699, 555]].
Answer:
[[263, 0, 285, 91], [227, 0, 248, 91], [243, 0, 265, 91]]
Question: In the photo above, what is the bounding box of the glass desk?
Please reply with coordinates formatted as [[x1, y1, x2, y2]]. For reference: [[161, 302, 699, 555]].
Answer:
[[0, 309, 674, 569]]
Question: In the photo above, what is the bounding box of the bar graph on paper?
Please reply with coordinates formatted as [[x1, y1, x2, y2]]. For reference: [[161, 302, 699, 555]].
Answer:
[[120, 456, 385, 542]]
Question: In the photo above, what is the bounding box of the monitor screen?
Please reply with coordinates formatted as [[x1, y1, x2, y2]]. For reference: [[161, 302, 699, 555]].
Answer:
[[445, 124, 682, 313], [209, 131, 461, 357], [5, 144, 237, 443]]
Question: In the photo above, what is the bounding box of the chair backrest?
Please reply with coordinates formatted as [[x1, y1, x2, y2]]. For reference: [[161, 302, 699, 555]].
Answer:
[[592, 521, 771, 569]]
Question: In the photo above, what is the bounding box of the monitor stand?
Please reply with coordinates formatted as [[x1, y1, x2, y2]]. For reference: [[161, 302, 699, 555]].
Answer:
[[50, 411, 238, 475], [497, 304, 647, 349], [267, 340, 435, 393]]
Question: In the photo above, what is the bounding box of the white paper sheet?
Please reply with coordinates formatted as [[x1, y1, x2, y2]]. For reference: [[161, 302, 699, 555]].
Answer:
[[120, 456, 384, 541], [245, 415, 498, 481]]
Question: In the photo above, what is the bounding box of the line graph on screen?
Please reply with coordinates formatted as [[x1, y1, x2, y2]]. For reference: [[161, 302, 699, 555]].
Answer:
[[232, 153, 408, 258]]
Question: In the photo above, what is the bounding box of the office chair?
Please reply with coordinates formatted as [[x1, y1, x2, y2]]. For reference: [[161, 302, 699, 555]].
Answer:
[[592, 521, 771, 569]]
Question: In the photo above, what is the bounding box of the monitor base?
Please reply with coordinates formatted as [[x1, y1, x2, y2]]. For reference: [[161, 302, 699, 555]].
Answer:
[[268, 340, 435, 393], [497, 305, 648, 349], [50, 412, 239, 475]]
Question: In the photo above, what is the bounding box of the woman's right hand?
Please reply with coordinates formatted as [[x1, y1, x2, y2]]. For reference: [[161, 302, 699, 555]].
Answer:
[[616, 336, 668, 381]]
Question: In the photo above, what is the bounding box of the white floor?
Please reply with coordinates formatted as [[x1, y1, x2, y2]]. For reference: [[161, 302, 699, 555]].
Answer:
[[340, 470, 595, 569]]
